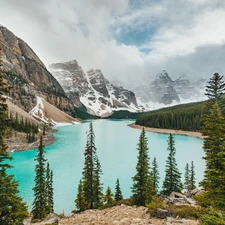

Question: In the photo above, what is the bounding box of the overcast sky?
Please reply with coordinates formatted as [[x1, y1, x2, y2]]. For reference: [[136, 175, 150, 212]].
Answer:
[[1, 0, 225, 83]]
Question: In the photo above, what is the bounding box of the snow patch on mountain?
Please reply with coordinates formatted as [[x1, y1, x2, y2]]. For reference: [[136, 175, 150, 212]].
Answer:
[[30, 96, 48, 123], [50, 61, 147, 117]]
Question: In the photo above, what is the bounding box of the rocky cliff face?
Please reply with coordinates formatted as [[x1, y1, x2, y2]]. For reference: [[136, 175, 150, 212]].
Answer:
[[50, 61, 142, 116], [0, 25, 74, 114], [132, 70, 206, 105]]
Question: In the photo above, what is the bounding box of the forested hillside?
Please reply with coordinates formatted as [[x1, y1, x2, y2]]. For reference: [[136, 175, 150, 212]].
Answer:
[[136, 102, 204, 131]]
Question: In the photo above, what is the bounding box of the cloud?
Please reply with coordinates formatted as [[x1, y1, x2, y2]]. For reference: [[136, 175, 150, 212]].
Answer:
[[0, 0, 225, 84]]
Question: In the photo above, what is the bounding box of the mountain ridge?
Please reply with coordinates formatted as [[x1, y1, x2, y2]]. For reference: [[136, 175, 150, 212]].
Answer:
[[50, 60, 145, 117]]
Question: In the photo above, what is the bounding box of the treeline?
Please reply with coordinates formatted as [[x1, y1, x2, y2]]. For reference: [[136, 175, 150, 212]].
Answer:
[[107, 110, 146, 119], [136, 102, 204, 131], [3, 113, 39, 143]]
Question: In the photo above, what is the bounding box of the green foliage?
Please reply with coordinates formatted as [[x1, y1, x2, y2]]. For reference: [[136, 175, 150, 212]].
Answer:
[[71, 106, 99, 120], [114, 178, 123, 201], [32, 135, 48, 220], [136, 101, 204, 131], [194, 191, 214, 208], [147, 195, 164, 216], [76, 122, 103, 210], [103, 186, 114, 206], [189, 161, 196, 190], [184, 161, 196, 192], [200, 210, 225, 225], [5, 113, 38, 143], [205, 72, 225, 100], [93, 158, 103, 208], [46, 162, 54, 214], [75, 180, 88, 212], [184, 163, 190, 192], [161, 134, 183, 195], [151, 157, 160, 192], [0, 47, 28, 224], [200, 102, 225, 209], [107, 110, 147, 119], [131, 128, 154, 206], [167, 205, 207, 220]]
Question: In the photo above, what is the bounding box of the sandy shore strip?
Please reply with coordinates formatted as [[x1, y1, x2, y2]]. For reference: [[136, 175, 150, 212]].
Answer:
[[128, 123, 204, 139]]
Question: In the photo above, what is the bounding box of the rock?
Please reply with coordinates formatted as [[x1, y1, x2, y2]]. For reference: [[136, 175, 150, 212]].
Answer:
[[191, 188, 200, 195], [0, 26, 75, 115], [50, 61, 142, 117], [155, 208, 175, 219], [23, 213, 59, 225], [166, 217, 199, 225], [163, 192, 198, 207]]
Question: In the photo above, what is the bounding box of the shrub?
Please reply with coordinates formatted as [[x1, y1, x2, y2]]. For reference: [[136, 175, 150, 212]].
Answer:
[[167, 205, 206, 219], [147, 195, 164, 216], [200, 215, 225, 225]]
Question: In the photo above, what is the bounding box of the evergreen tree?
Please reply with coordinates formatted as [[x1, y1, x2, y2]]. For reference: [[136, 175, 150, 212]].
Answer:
[[151, 157, 160, 192], [79, 122, 103, 210], [189, 161, 196, 190], [205, 72, 225, 100], [184, 163, 190, 192], [32, 135, 48, 220], [93, 158, 103, 208], [162, 134, 183, 195], [131, 128, 153, 205], [114, 178, 123, 201], [0, 46, 28, 224], [103, 186, 114, 206], [200, 102, 225, 209], [75, 180, 87, 212], [46, 162, 54, 214]]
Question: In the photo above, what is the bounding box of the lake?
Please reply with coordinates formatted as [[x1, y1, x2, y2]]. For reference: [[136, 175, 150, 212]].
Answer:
[[9, 120, 205, 214]]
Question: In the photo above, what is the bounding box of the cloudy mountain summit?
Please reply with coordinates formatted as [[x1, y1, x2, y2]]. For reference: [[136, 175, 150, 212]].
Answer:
[[0, 0, 225, 84]]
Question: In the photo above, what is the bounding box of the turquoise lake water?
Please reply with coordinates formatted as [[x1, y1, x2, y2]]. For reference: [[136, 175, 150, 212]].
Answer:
[[9, 120, 205, 215]]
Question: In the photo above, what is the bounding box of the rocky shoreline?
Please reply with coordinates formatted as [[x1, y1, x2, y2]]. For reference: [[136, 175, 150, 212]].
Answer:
[[128, 123, 204, 139], [6, 132, 55, 152], [24, 205, 200, 225]]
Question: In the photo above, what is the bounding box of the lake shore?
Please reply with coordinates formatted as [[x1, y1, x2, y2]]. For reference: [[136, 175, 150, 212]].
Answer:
[[6, 131, 55, 153], [128, 123, 204, 139]]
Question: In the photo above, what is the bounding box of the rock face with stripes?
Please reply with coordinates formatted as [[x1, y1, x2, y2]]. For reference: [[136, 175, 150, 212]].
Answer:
[[0, 25, 73, 114]]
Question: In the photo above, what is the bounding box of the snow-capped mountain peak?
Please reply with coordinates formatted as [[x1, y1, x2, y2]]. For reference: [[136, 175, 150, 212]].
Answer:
[[50, 61, 145, 117]]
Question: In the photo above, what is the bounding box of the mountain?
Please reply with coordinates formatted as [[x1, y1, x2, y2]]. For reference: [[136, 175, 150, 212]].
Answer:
[[132, 70, 206, 105], [50, 60, 144, 117], [0, 25, 82, 123]]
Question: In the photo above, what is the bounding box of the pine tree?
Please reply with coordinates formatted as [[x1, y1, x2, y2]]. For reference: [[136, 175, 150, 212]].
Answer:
[[75, 180, 87, 212], [93, 158, 103, 208], [200, 102, 225, 209], [162, 134, 183, 195], [32, 135, 48, 220], [184, 163, 190, 192], [103, 187, 114, 206], [0, 46, 28, 224], [131, 128, 153, 206], [114, 178, 123, 201], [79, 122, 103, 210], [151, 157, 160, 192], [205, 72, 225, 100], [189, 161, 196, 190], [46, 162, 54, 214]]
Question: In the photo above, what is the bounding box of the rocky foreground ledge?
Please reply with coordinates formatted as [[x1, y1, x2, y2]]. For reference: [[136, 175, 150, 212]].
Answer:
[[24, 204, 199, 225]]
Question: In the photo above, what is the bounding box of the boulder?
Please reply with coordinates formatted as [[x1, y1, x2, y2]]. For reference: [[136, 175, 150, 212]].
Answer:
[[163, 192, 198, 206], [155, 208, 175, 219]]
